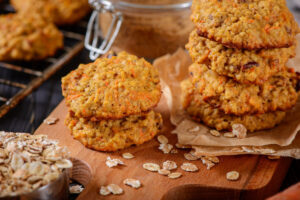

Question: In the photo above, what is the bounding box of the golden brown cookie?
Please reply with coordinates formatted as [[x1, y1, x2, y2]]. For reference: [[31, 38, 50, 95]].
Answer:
[[186, 29, 296, 84], [188, 63, 298, 115], [181, 79, 286, 132], [11, 0, 90, 25], [62, 52, 161, 120], [65, 111, 163, 151], [191, 0, 299, 49], [0, 13, 63, 61]]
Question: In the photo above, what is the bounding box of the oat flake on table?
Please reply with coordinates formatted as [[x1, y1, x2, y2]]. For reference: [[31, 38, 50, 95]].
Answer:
[[159, 143, 173, 154], [106, 156, 124, 168], [168, 172, 182, 179], [69, 185, 84, 194], [123, 178, 141, 188], [143, 163, 160, 172], [158, 168, 171, 176], [157, 135, 168, 144], [122, 152, 134, 159], [184, 152, 198, 161], [181, 163, 198, 172], [162, 160, 177, 171], [99, 186, 111, 196], [43, 117, 58, 125], [107, 184, 123, 195], [226, 171, 239, 181]]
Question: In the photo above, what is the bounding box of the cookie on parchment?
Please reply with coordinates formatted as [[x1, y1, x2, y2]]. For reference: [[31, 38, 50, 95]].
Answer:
[[181, 79, 286, 132], [188, 63, 298, 116]]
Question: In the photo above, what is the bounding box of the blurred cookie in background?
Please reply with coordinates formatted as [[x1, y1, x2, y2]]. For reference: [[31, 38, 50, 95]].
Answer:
[[11, 0, 90, 25]]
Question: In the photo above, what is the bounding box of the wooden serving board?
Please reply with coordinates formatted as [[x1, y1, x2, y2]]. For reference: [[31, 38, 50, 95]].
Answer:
[[34, 99, 292, 200]]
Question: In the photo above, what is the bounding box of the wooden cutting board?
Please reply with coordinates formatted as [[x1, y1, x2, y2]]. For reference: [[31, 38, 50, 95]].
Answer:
[[34, 99, 292, 200]]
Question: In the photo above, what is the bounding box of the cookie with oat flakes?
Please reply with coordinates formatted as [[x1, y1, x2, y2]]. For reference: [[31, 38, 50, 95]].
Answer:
[[65, 110, 163, 152], [0, 13, 63, 61], [62, 52, 161, 120], [191, 0, 299, 49], [186, 29, 296, 85], [181, 79, 286, 132], [11, 0, 90, 25], [188, 63, 298, 116]]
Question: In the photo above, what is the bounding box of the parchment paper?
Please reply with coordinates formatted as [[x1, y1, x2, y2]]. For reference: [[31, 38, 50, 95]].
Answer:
[[192, 132, 300, 159], [153, 44, 300, 158]]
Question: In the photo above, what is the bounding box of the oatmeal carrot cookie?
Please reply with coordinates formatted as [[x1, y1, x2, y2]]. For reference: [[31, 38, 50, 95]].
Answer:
[[191, 0, 299, 49], [0, 13, 63, 61], [62, 52, 161, 120], [11, 0, 90, 25], [186, 29, 296, 85], [65, 111, 163, 151], [181, 79, 286, 132], [188, 63, 298, 115]]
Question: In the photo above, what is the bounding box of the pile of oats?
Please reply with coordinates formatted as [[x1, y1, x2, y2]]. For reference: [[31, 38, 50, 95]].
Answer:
[[0, 132, 72, 198]]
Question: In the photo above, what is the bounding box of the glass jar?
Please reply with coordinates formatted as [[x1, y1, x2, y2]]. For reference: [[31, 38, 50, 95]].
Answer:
[[85, 0, 193, 60]]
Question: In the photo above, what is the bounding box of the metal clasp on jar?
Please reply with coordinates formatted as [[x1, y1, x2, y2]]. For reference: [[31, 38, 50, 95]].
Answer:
[[85, 0, 123, 60]]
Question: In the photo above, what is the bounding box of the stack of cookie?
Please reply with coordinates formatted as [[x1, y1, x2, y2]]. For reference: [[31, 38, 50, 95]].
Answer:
[[62, 52, 163, 151], [182, 0, 300, 132]]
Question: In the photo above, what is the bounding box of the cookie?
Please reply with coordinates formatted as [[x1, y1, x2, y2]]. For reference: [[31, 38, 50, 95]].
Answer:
[[188, 63, 298, 115], [65, 111, 163, 151], [191, 0, 299, 49], [186, 29, 296, 84], [62, 52, 161, 120], [181, 79, 286, 132], [11, 0, 90, 25], [0, 13, 63, 61]]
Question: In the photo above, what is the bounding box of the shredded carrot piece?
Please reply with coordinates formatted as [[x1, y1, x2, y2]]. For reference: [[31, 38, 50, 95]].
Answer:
[[131, 68, 136, 77], [264, 24, 271, 33]]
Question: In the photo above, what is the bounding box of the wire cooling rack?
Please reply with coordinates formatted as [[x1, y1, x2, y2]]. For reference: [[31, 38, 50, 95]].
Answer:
[[0, 2, 87, 118]]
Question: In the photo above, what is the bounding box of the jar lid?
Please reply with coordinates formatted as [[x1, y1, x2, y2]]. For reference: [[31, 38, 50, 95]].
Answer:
[[89, 0, 192, 13]]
